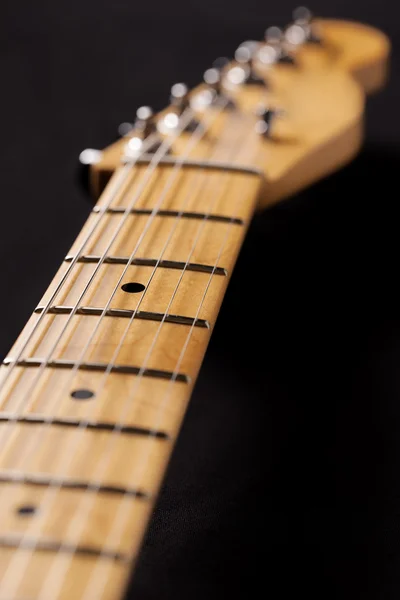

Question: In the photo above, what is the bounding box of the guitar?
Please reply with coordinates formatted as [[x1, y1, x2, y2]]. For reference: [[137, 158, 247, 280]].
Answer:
[[0, 9, 390, 599]]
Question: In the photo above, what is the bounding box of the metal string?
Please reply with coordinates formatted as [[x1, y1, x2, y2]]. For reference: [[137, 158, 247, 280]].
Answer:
[[82, 121, 262, 600], [0, 108, 195, 465], [41, 109, 262, 600], [0, 100, 230, 597], [0, 132, 158, 392]]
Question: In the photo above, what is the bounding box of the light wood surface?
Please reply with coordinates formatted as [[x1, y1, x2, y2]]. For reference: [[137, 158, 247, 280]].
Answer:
[[0, 18, 390, 600], [90, 19, 389, 209]]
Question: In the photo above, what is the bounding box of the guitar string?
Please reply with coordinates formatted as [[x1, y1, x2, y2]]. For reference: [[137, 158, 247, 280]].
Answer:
[[0, 130, 160, 392], [39, 104, 264, 600], [3, 96, 232, 596], [80, 112, 263, 600], [1, 29, 308, 597], [0, 97, 231, 596], [0, 107, 197, 465]]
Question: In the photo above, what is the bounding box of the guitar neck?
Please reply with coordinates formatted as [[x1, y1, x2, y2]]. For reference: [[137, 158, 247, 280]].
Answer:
[[0, 12, 387, 596], [0, 144, 262, 599]]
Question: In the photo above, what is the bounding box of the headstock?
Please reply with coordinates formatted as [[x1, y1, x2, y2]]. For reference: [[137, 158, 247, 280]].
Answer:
[[79, 8, 390, 210]]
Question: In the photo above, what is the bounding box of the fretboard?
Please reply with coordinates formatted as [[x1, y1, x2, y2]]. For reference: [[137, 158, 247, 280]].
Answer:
[[0, 136, 262, 598]]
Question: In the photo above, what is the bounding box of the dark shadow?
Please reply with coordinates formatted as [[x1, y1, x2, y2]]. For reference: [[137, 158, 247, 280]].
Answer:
[[126, 143, 400, 600]]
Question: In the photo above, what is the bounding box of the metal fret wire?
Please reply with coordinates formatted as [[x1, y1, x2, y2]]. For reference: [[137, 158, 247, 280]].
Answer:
[[0, 99, 231, 595], [47, 105, 263, 600], [0, 108, 195, 472], [0, 132, 158, 392], [80, 112, 264, 600], [38, 101, 242, 596]]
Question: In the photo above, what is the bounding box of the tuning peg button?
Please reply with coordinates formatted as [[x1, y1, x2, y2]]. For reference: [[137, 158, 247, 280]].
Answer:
[[117, 106, 155, 141], [293, 6, 312, 23], [203, 67, 236, 110], [170, 83, 190, 114], [232, 42, 267, 86], [117, 122, 134, 137], [134, 106, 155, 136], [157, 83, 199, 134], [287, 6, 322, 45], [265, 26, 283, 43]]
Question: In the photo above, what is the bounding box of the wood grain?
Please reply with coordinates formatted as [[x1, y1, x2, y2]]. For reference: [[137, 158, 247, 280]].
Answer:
[[0, 17, 390, 600], [0, 161, 262, 599]]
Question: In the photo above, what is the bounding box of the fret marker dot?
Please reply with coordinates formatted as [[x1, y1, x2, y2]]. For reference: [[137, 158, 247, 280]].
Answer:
[[121, 282, 145, 294], [71, 389, 95, 400], [17, 505, 37, 516]]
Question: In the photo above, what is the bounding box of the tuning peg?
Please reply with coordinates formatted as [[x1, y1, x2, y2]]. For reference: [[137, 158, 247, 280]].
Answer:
[[203, 67, 236, 109], [293, 6, 312, 24], [213, 56, 231, 70], [229, 41, 267, 86], [117, 121, 134, 137], [285, 6, 322, 45], [265, 26, 283, 43], [171, 82, 200, 130], [204, 68, 222, 95], [259, 28, 297, 67], [157, 83, 199, 134], [121, 105, 164, 157], [254, 105, 285, 137], [170, 83, 190, 114], [119, 106, 155, 138]]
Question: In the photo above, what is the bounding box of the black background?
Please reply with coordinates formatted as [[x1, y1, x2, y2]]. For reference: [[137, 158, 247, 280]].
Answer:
[[1, 1, 400, 598]]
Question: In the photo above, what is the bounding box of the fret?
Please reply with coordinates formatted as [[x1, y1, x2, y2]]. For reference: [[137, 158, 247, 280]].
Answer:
[[0, 15, 390, 599], [83, 163, 261, 218], [0, 120, 262, 600], [0, 368, 189, 434], [0, 472, 148, 497], [68, 213, 246, 272], [26, 315, 205, 377], [0, 482, 151, 555], [38, 264, 227, 323], [92, 205, 245, 225], [0, 422, 169, 493], [129, 153, 264, 176], [64, 254, 228, 276], [34, 305, 210, 329], [0, 548, 128, 599], [3, 359, 190, 384], [0, 535, 128, 562], [0, 414, 169, 439]]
